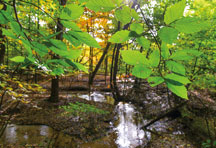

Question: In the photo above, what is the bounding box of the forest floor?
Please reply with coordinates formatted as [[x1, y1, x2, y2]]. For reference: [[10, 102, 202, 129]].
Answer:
[[0, 74, 216, 147]]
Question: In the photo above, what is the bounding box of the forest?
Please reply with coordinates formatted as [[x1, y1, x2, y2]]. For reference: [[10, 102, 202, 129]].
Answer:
[[0, 0, 215, 147]]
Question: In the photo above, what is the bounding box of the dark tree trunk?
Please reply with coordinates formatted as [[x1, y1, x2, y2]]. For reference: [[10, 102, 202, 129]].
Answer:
[[48, 0, 66, 102], [89, 42, 111, 85], [0, 2, 6, 64], [0, 43, 5, 64]]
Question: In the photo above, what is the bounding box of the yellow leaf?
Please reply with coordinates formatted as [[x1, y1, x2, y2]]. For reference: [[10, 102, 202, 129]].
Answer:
[[32, 50, 36, 55], [19, 84, 23, 88], [0, 4, 4, 10], [18, 40, 22, 44]]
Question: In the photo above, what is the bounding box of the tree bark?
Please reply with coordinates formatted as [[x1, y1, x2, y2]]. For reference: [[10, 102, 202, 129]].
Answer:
[[88, 42, 111, 85], [0, 2, 6, 64], [48, 0, 66, 102]]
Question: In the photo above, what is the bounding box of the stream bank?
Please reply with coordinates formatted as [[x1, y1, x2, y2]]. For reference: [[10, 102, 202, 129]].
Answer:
[[0, 76, 215, 147]]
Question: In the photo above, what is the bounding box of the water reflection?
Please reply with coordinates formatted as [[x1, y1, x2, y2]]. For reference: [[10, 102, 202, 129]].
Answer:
[[0, 91, 182, 147], [115, 102, 147, 148], [4, 124, 17, 144], [0, 124, 53, 145]]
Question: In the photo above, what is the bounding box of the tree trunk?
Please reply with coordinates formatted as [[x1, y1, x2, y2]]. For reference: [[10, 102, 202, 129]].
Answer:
[[89, 42, 111, 85], [48, 0, 66, 102], [0, 2, 6, 64]]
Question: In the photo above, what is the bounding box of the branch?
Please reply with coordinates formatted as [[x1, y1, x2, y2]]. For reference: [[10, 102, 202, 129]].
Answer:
[[18, 0, 63, 30], [137, 4, 163, 77]]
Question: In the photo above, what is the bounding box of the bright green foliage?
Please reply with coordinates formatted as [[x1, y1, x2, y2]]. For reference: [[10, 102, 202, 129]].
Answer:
[[164, 73, 191, 85], [2, 29, 17, 39], [130, 23, 143, 34], [149, 49, 160, 67], [164, 0, 186, 24], [61, 102, 109, 115], [68, 31, 101, 48], [10, 21, 25, 38], [10, 56, 25, 63], [166, 61, 186, 75], [63, 34, 81, 47], [121, 50, 148, 66], [148, 77, 164, 87], [61, 21, 81, 31], [170, 50, 194, 61], [171, 17, 210, 34], [86, 0, 116, 12], [50, 39, 67, 50], [109, 30, 130, 43], [52, 68, 64, 75], [165, 80, 188, 99], [158, 27, 179, 44], [130, 9, 139, 21], [136, 37, 150, 49], [60, 4, 84, 20], [1, 0, 214, 102], [31, 42, 49, 57], [132, 65, 152, 79], [69, 62, 89, 73], [115, 6, 131, 25], [161, 42, 170, 59], [186, 49, 203, 57]]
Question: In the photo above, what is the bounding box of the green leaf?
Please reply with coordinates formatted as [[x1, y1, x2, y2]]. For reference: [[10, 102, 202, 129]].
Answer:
[[73, 62, 88, 73], [10, 56, 25, 63], [136, 37, 150, 49], [149, 49, 160, 67], [79, 0, 89, 3], [21, 39, 33, 56], [148, 77, 164, 87], [130, 23, 143, 34], [60, 4, 84, 20], [132, 65, 152, 79], [166, 80, 188, 99], [170, 50, 194, 61], [165, 73, 191, 85], [63, 33, 81, 47], [31, 42, 49, 57], [52, 68, 64, 75], [131, 9, 139, 21], [86, 0, 116, 12], [166, 61, 185, 75], [0, 9, 13, 21], [171, 17, 210, 34], [2, 29, 17, 39], [161, 42, 170, 59], [158, 27, 179, 44], [186, 49, 203, 57], [49, 39, 67, 50], [109, 30, 130, 43], [43, 32, 61, 40], [32, 42, 48, 53], [61, 21, 81, 31], [164, 0, 186, 24], [121, 50, 148, 66], [66, 60, 88, 73], [0, 11, 8, 24], [49, 45, 82, 59], [10, 21, 22, 37], [115, 6, 131, 25], [46, 59, 71, 67], [66, 50, 82, 59], [68, 31, 101, 48]]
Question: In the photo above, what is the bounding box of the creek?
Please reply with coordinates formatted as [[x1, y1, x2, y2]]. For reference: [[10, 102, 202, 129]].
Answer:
[[0, 91, 195, 147]]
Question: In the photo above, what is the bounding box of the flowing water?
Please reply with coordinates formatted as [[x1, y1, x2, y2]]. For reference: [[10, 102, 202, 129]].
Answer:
[[0, 91, 189, 147]]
